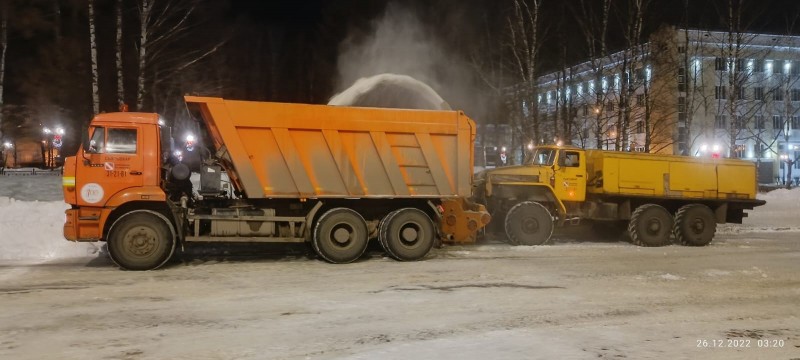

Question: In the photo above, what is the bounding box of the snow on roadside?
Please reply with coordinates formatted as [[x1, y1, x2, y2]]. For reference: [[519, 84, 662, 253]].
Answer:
[[0, 197, 100, 261], [719, 186, 800, 233], [0, 173, 798, 262], [0, 174, 100, 261]]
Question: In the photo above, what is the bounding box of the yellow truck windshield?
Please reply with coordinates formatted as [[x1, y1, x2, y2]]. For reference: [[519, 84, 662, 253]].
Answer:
[[527, 148, 556, 166]]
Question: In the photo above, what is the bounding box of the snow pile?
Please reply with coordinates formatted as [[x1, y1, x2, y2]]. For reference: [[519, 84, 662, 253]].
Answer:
[[0, 197, 99, 261], [719, 186, 800, 233], [744, 187, 800, 226], [0, 173, 100, 261], [0, 174, 798, 262]]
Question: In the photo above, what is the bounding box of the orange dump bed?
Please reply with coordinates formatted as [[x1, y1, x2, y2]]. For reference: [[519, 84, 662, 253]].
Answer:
[[185, 96, 476, 199]]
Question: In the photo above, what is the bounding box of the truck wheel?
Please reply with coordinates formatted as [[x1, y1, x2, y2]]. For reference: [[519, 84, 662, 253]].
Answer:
[[107, 210, 176, 271], [628, 204, 673, 247], [673, 204, 716, 246], [504, 201, 554, 246], [313, 208, 368, 264], [379, 208, 435, 261]]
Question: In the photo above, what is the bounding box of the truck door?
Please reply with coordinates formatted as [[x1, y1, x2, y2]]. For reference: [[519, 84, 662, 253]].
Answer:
[[555, 149, 586, 202], [75, 125, 144, 206]]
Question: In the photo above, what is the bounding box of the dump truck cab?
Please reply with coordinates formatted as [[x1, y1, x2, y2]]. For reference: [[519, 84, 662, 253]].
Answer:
[[63, 113, 171, 246]]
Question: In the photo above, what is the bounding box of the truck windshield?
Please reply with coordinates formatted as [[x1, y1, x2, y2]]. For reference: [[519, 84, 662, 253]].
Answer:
[[527, 148, 556, 166]]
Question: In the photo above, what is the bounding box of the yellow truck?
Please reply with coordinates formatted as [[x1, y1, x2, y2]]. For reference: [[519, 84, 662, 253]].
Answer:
[[472, 145, 766, 247], [62, 96, 488, 270]]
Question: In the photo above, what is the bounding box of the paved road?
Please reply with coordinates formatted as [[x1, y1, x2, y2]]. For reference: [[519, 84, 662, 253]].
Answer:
[[1, 231, 798, 359]]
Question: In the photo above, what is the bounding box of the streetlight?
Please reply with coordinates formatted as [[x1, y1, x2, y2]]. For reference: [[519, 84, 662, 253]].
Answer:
[[53, 127, 64, 168], [185, 134, 196, 152], [42, 127, 53, 168], [41, 126, 64, 169], [1, 141, 12, 170]]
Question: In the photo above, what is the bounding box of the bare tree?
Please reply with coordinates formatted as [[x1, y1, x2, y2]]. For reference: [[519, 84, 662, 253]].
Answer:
[[470, 12, 515, 163], [0, 0, 7, 141], [88, 0, 100, 114], [606, 0, 651, 151], [676, 0, 709, 155], [636, 27, 680, 153], [573, 0, 612, 150], [116, 0, 124, 108], [134, 0, 226, 112], [135, 0, 152, 110], [507, 0, 546, 149]]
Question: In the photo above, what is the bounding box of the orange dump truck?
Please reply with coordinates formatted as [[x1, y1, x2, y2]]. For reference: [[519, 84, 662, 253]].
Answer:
[[62, 96, 489, 270]]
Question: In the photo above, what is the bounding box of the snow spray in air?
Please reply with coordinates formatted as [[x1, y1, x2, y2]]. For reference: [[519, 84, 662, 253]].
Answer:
[[328, 73, 450, 110], [331, 3, 485, 117]]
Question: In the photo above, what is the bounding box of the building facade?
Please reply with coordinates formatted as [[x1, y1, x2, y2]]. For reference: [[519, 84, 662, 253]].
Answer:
[[534, 27, 800, 184]]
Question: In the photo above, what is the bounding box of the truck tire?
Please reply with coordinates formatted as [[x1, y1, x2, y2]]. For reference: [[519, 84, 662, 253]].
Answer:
[[379, 208, 435, 261], [673, 204, 716, 246], [107, 210, 176, 271], [313, 208, 368, 264], [628, 204, 673, 247], [504, 201, 554, 246]]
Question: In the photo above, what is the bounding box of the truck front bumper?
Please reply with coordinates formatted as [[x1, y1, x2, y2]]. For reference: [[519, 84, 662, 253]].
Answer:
[[63, 208, 104, 242]]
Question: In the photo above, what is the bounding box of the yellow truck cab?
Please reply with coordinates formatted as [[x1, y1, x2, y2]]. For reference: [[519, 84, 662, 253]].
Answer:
[[473, 145, 765, 247]]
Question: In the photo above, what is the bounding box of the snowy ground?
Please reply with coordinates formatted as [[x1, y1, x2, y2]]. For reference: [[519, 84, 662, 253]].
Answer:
[[0, 174, 798, 359]]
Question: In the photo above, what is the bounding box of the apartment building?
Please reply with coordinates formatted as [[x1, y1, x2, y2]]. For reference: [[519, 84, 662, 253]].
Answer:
[[534, 26, 800, 184]]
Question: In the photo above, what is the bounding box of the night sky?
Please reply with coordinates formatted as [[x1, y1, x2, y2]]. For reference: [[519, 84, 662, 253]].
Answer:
[[1, 0, 800, 151]]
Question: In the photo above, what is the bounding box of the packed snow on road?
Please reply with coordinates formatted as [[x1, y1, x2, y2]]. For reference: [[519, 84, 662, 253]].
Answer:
[[1, 173, 798, 359]]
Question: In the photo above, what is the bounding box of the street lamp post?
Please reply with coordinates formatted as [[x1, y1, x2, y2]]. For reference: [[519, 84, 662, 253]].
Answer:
[[42, 126, 65, 169], [54, 127, 64, 168], [1, 142, 12, 171], [43, 127, 52, 168]]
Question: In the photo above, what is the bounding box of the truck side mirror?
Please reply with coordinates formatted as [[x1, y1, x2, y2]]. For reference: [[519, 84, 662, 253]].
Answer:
[[80, 123, 93, 164]]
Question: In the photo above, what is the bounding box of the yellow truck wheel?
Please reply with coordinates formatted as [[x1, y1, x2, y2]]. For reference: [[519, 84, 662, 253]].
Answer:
[[107, 210, 176, 271], [378, 208, 435, 261], [628, 204, 673, 247], [504, 201, 554, 246], [673, 204, 716, 246], [312, 208, 369, 264]]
